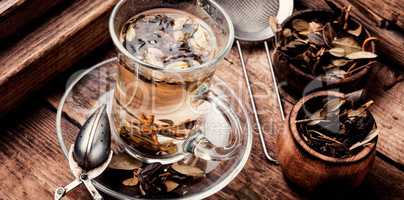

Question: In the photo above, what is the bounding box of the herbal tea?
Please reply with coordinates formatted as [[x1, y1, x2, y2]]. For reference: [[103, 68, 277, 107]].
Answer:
[[113, 8, 218, 156]]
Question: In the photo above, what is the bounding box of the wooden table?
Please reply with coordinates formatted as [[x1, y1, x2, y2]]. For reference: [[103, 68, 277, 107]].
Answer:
[[0, 1, 403, 200]]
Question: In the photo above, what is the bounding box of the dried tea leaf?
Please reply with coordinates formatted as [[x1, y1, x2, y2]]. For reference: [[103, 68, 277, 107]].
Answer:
[[347, 100, 374, 118], [333, 37, 358, 46], [171, 164, 204, 177], [122, 177, 139, 186], [345, 51, 377, 60], [308, 130, 344, 144], [282, 28, 292, 38], [343, 5, 352, 30], [348, 61, 377, 76], [345, 89, 366, 105], [324, 98, 346, 113], [329, 48, 346, 57], [348, 23, 362, 37], [285, 40, 306, 49], [165, 180, 179, 192], [326, 69, 347, 79], [307, 109, 326, 126], [308, 33, 325, 45], [332, 37, 362, 54], [332, 59, 349, 67], [323, 22, 336, 47], [349, 128, 378, 151], [309, 22, 323, 33], [292, 19, 309, 32]]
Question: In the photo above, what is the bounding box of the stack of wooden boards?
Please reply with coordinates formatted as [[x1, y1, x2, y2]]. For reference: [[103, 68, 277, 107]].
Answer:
[[0, 0, 120, 114]]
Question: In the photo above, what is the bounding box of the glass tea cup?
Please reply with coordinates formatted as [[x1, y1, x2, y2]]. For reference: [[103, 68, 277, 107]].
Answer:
[[109, 0, 238, 164]]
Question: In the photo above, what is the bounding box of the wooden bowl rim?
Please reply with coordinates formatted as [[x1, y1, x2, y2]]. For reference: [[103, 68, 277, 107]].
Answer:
[[277, 9, 375, 85], [289, 90, 376, 163]]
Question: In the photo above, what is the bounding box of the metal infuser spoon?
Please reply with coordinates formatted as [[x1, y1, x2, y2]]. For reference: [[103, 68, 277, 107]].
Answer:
[[55, 105, 113, 200], [215, 0, 293, 163]]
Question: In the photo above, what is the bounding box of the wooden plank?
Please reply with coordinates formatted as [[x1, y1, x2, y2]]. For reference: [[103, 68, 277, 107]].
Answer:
[[0, 0, 66, 40], [0, 0, 119, 115], [297, 0, 404, 68], [355, 0, 404, 30], [366, 65, 404, 166], [0, 106, 90, 200]]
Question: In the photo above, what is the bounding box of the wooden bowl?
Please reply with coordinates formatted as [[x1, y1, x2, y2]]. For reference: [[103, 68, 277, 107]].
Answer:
[[272, 10, 376, 98], [277, 91, 377, 193]]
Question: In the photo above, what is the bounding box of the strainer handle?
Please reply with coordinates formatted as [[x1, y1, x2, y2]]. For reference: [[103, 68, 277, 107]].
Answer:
[[264, 41, 285, 120], [236, 40, 279, 164]]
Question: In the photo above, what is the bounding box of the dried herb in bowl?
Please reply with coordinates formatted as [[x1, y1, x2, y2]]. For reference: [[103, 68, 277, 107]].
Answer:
[[296, 90, 378, 158], [276, 5, 377, 81]]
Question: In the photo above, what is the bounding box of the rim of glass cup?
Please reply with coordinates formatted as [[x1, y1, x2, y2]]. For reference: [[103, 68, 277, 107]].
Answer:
[[56, 58, 253, 200], [109, 0, 235, 73]]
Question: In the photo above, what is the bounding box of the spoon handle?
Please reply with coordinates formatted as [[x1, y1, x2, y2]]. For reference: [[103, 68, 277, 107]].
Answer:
[[80, 173, 103, 200]]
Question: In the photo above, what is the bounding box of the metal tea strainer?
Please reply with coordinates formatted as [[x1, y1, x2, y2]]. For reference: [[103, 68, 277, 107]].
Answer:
[[215, 0, 293, 163]]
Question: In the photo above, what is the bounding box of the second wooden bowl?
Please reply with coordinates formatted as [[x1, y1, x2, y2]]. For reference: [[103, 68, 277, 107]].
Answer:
[[277, 91, 377, 193]]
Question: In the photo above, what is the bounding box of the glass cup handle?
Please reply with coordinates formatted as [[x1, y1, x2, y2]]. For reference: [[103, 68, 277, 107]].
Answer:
[[183, 87, 242, 161]]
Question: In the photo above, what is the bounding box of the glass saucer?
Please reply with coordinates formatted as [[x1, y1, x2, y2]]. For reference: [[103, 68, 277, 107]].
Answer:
[[55, 58, 252, 199]]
